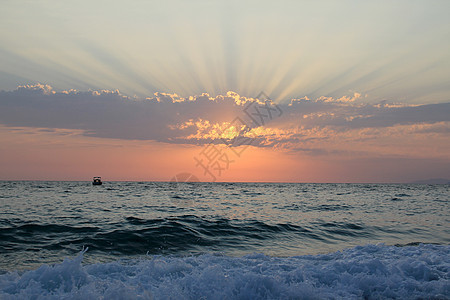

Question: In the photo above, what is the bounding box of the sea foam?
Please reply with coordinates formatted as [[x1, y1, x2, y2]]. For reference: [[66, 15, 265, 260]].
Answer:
[[1, 244, 449, 299]]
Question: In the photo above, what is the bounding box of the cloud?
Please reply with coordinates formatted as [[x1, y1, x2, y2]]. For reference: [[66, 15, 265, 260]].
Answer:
[[0, 84, 449, 158], [0, 85, 256, 142]]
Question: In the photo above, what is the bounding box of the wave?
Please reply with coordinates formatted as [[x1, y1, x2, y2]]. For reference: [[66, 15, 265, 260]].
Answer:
[[1, 244, 448, 299], [0, 216, 379, 256]]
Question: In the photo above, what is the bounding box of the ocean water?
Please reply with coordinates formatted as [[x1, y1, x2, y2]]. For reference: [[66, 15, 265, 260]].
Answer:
[[0, 181, 449, 299]]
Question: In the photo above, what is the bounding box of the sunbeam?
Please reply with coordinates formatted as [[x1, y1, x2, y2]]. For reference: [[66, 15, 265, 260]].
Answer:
[[1, 1, 449, 102]]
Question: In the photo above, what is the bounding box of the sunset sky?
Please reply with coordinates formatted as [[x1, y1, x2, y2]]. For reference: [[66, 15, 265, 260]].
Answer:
[[0, 1, 449, 182]]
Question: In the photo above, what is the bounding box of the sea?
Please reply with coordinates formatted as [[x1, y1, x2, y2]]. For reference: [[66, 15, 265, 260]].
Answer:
[[0, 181, 449, 299]]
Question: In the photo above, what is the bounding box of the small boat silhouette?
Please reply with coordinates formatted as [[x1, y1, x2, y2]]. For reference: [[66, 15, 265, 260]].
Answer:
[[92, 177, 102, 185]]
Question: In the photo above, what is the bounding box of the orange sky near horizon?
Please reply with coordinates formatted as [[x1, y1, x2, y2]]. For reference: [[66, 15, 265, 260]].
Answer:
[[0, 125, 302, 182], [1, 124, 448, 183]]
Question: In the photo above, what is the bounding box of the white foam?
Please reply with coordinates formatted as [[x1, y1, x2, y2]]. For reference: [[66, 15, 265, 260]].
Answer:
[[1, 244, 449, 299]]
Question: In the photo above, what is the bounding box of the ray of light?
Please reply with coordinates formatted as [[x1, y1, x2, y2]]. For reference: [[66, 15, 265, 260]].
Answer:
[[0, 1, 449, 103]]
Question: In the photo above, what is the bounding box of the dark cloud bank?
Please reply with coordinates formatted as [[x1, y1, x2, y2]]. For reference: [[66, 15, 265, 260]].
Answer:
[[0, 84, 449, 147]]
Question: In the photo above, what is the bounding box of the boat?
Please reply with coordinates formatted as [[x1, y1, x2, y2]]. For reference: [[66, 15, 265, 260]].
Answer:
[[92, 177, 102, 185]]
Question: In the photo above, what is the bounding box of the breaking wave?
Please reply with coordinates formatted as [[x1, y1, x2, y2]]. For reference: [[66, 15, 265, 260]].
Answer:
[[1, 244, 448, 299]]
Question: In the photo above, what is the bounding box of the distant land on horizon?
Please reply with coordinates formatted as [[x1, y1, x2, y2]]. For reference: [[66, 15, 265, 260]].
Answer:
[[409, 178, 450, 184], [2, 179, 450, 184]]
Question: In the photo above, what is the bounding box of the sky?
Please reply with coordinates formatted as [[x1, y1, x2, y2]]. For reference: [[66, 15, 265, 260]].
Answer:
[[0, 0, 449, 182]]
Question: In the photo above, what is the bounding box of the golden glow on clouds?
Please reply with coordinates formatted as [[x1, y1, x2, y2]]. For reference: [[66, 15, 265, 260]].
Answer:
[[0, 84, 449, 182], [173, 119, 247, 141]]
